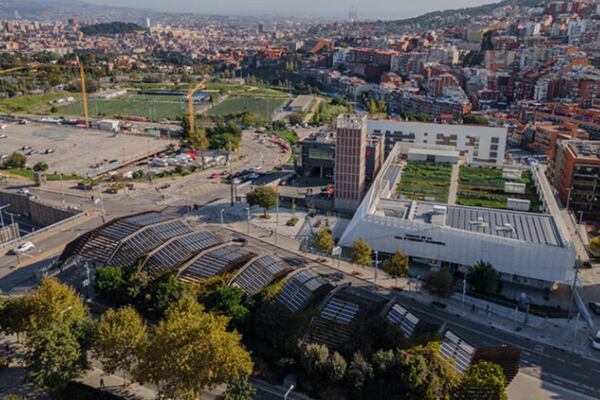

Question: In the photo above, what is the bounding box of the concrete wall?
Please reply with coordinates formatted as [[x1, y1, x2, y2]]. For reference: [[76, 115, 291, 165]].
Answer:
[[0, 191, 79, 226]]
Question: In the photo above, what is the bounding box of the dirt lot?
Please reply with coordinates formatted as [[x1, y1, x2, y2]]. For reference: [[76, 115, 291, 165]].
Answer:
[[0, 122, 176, 176]]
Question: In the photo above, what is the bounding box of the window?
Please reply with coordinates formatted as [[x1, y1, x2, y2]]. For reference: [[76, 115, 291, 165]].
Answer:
[[491, 137, 499, 144]]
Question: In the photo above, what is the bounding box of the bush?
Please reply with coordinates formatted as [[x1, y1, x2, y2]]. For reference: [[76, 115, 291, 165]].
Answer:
[[33, 162, 49, 172], [286, 217, 299, 226], [5, 152, 27, 168]]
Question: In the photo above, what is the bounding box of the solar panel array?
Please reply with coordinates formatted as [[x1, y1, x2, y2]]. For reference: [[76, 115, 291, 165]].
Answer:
[[124, 212, 172, 227], [108, 220, 193, 269], [232, 255, 292, 295], [276, 270, 328, 312], [440, 330, 476, 373], [385, 304, 419, 338], [179, 245, 255, 283], [143, 231, 222, 276], [320, 297, 359, 324]]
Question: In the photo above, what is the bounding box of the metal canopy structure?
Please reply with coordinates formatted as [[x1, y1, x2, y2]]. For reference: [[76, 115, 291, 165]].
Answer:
[[232, 255, 293, 295], [179, 245, 256, 283], [277, 269, 328, 312], [142, 231, 222, 276]]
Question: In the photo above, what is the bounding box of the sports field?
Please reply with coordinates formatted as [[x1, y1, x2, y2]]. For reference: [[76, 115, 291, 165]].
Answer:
[[61, 94, 186, 122], [208, 97, 288, 120]]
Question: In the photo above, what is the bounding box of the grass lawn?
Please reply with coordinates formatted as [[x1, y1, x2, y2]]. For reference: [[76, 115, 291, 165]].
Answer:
[[457, 166, 540, 212], [0, 92, 80, 114], [208, 97, 288, 120], [3, 168, 80, 181], [396, 161, 453, 202], [60, 94, 186, 122]]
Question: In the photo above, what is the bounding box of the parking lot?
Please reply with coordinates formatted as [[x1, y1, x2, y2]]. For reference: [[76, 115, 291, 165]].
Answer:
[[0, 122, 176, 176]]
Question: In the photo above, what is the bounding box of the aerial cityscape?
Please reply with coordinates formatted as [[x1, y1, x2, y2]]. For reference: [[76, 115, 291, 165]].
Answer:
[[0, 0, 600, 399]]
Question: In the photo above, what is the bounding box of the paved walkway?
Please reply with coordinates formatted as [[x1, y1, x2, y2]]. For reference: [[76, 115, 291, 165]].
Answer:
[[447, 162, 460, 205]]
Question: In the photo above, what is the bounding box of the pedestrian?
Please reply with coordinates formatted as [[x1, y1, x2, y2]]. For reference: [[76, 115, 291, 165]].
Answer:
[[100, 378, 105, 388]]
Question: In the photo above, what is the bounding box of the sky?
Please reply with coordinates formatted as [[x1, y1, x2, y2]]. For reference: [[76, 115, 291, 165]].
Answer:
[[82, 0, 499, 20]]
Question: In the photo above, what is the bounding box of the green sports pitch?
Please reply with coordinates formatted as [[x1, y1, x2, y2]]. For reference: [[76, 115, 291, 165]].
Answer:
[[207, 97, 289, 120], [60, 94, 187, 121]]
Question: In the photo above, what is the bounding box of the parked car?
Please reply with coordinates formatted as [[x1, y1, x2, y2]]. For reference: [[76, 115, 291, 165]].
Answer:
[[17, 188, 30, 194], [14, 241, 34, 253], [0, 133, 7, 139], [590, 331, 600, 351], [589, 302, 600, 315], [21, 145, 31, 151], [209, 173, 221, 180], [44, 148, 55, 154]]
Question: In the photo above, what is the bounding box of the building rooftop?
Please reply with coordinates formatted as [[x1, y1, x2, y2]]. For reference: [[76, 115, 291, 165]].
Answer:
[[378, 199, 563, 247], [568, 141, 600, 161]]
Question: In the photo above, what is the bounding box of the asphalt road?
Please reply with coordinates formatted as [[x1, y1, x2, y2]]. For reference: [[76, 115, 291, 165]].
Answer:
[[393, 293, 600, 399]]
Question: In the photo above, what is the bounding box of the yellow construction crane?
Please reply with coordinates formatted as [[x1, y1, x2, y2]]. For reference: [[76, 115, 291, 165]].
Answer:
[[186, 79, 207, 136], [0, 60, 89, 128]]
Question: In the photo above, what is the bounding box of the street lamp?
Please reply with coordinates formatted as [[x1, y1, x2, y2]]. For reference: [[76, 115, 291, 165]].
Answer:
[[244, 207, 250, 234], [59, 306, 73, 325], [284, 384, 295, 400], [220, 208, 225, 225], [462, 279, 466, 314], [0, 203, 11, 227]]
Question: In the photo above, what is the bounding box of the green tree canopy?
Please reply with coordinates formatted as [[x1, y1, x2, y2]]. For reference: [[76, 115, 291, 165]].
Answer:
[[246, 186, 277, 217], [6, 152, 27, 168], [455, 361, 508, 400], [202, 285, 249, 330], [590, 237, 600, 256], [466, 261, 500, 294], [26, 323, 90, 393], [223, 375, 256, 400], [350, 239, 372, 267], [382, 250, 409, 285], [423, 270, 455, 300], [32, 162, 48, 172], [92, 306, 148, 384], [94, 266, 124, 298], [136, 296, 253, 399], [313, 228, 334, 254]]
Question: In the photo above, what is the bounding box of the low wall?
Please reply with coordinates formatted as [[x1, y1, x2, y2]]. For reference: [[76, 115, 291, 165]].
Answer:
[[0, 191, 79, 226]]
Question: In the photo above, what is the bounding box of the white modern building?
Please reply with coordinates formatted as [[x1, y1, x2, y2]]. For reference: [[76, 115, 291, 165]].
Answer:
[[366, 119, 507, 166], [338, 143, 576, 288]]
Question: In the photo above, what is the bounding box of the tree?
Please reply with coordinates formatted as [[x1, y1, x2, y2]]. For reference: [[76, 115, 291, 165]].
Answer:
[[289, 112, 304, 126], [590, 237, 600, 256], [246, 187, 277, 217], [92, 306, 147, 385], [326, 351, 347, 382], [202, 285, 249, 330], [18, 278, 89, 335], [5, 152, 27, 168], [463, 114, 489, 126], [95, 266, 124, 298], [466, 261, 500, 295], [33, 162, 48, 172], [223, 375, 256, 400], [423, 270, 455, 300], [147, 272, 187, 317], [346, 352, 373, 395], [136, 296, 253, 400], [382, 250, 409, 286], [26, 323, 90, 393], [313, 228, 334, 254], [350, 239, 372, 268], [455, 361, 508, 400]]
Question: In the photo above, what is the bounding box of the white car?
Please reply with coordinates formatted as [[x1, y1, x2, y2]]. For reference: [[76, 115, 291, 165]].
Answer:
[[590, 331, 600, 351], [0, 133, 7, 139], [17, 188, 30, 195], [14, 241, 34, 253]]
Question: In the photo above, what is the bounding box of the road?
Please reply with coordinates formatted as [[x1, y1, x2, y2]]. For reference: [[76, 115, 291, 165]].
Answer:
[[391, 292, 600, 398]]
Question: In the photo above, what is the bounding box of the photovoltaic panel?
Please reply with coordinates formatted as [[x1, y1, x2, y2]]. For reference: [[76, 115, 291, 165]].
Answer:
[[320, 297, 359, 324], [179, 245, 254, 282], [385, 304, 419, 337], [440, 330, 476, 373], [276, 270, 327, 312], [233, 255, 292, 295]]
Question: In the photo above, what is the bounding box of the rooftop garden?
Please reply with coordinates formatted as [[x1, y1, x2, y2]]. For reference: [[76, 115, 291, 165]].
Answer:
[[456, 166, 541, 212], [396, 161, 453, 202]]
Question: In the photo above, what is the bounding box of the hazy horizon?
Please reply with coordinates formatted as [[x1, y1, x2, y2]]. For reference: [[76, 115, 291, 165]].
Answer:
[[80, 0, 500, 20]]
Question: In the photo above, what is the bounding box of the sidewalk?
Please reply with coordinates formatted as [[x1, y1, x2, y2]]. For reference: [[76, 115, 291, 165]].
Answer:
[[222, 214, 599, 362]]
